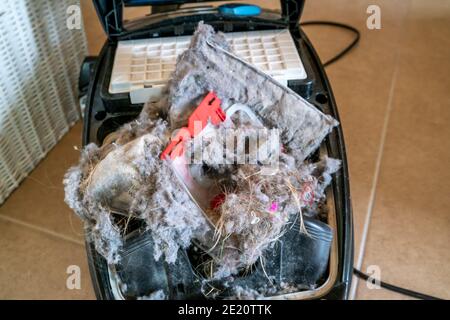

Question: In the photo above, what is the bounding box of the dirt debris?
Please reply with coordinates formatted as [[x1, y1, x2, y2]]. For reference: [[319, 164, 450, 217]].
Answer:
[[63, 22, 340, 294]]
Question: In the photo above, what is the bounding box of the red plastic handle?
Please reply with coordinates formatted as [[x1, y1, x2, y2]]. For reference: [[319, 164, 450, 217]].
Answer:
[[160, 92, 226, 160]]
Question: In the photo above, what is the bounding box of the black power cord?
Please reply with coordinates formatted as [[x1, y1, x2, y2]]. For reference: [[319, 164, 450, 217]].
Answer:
[[299, 20, 443, 300], [300, 20, 361, 67], [353, 268, 442, 300]]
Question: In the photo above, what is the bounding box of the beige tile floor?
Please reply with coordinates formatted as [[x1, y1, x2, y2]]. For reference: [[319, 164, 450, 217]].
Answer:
[[0, 0, 448, 299]]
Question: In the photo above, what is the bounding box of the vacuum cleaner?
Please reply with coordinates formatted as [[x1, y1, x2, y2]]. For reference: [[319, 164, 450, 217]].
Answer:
[[79, 0, 353, 300]]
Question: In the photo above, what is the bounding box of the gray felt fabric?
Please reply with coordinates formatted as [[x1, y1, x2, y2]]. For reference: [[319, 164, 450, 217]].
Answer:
[[63, 23, 339, 278]]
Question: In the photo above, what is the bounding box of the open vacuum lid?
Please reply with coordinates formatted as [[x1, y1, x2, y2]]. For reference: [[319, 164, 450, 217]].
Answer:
[[92, 0, 305, 40]]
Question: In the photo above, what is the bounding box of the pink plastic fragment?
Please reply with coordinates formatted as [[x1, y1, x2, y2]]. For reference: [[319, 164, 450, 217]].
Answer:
[[269, 201, 279, 213]]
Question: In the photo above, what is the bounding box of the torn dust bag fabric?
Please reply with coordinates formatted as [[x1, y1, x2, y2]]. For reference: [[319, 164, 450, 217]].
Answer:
[[63, 23, 339, 277], [168, 23, 338, 163], [64, 117, 210, 265]]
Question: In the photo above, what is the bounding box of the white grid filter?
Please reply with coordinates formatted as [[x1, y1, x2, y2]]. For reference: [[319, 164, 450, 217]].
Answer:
[[0, 0, 87, 204], [110, 29, 307, 104]]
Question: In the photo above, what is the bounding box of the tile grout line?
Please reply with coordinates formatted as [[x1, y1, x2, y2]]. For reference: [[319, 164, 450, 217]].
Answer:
[[349, 0, 412, 299], [0, 214, 85, 246], [349, 60, 400, 300]]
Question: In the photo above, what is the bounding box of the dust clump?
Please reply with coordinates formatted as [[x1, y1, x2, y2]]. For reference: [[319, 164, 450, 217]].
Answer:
[[64, 23, 341, 298]]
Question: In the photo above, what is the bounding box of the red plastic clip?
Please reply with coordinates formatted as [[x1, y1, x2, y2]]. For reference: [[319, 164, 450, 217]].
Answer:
[[160, 92, 226, 160]]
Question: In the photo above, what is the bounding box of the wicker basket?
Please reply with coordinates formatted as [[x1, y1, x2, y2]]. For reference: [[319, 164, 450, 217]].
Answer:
[[0, 0, 87, 204]]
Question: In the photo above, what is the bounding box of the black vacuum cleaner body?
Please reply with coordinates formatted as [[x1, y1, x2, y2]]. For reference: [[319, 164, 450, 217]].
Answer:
[[79, 0, 353, 300]]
